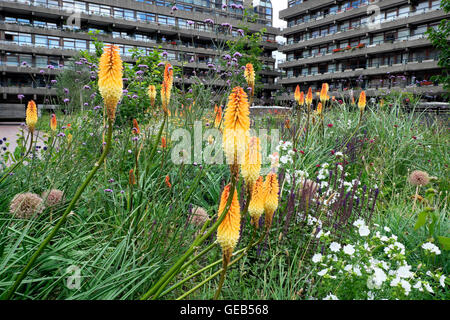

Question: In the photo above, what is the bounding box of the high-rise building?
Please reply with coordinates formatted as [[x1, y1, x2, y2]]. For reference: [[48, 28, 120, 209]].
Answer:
[[0, 0, 280, 119], [278, 0, 448, 102]]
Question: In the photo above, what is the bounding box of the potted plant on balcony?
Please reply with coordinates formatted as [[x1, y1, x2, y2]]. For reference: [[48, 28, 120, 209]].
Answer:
[[357, 43, 365, 49], [333, 48, 342, 53]]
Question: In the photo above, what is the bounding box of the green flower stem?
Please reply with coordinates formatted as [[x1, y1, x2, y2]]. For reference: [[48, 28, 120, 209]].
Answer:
[[176, 231, 261, 301], [159, 245, 251, 298], [151, 219, 213, 300], [1, 120, 114, 300], [214, 225, 257, 300], [141, 175, 238, 300], [0, 131, 32, 185], [339, 110, 363, 153]]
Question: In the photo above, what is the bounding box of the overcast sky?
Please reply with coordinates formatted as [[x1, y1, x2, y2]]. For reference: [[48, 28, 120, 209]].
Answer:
[[272, 1, 287, 28]]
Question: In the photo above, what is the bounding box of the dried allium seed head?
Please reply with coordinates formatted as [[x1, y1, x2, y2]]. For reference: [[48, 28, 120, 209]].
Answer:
[[189, 207, 210, 227], [10, 193, 44, 219], [408, 170, 430, 186], [41, 189, 64, 207]]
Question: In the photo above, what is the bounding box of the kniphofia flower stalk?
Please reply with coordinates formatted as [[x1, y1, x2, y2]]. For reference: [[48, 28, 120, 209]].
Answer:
[[161, 63, 173, 113], [50, 114, 57, 132], [148, 85, 157, 107], [241, 136, 261, 188], [98, 44, 123, 122], [249, 176, 265, 228], [26, 100, 38, 134], [244, 63, 255, 100], [223, 87, 250, 177], [263, 172, 279, 232]]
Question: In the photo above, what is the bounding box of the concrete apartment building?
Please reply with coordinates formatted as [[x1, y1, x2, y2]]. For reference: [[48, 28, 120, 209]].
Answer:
[[0, 0, 281, 119], [278, 0, 448, 102]]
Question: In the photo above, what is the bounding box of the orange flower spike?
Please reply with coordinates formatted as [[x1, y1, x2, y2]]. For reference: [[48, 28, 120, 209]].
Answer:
[[263, 172, 279, 231], [161, 63, 174, 113], [161, 136, 167, 148], [98, 44, 123, 122], [294, 85, 301, 104], [358, 91, 367, 112], [244, 63, 255, 88], [320, 83, 329, 104], [132, 119, 140, 135], [26, 100, 38, 133], [217, 184, 241, 263], [222, 87, 250, 166], [129, 169, 136, 186], [214, 105, 223, 128], [50, 113, 57, 132], [306, 87, 313, 106], [165, 175, 172, 188], [241, 136, 262, 187], [248, 176, 265, 227], [299, 91, 305, 106]]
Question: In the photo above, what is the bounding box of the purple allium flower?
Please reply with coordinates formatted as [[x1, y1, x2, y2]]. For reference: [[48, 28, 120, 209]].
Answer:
[[40, 70, 45, 74], [132, 94, 138, 99], [123, 89, 129, 94], [47, 65, 55, 69], [204, 19, 214, 24], [222, 4, 227, 9], [57, 132, 66, 137], [162, 51, 168, 57], [64, 88, 69, 94], [233, 52, 242, 58], [171, 5, 178, 11], [18, 94, 25, 100], [187, 20, 195, 25], [136, 70, 144, 75], [63, 98, 70, 103], [237, 29, 245, 36], [83, 85, 91, 90], [90, 93, 97, 99], [138, 64, 148, 69], [157, 62, 165, 67], [223, 54, 231, 60], [94, 105, 101, 110], [104, 189, 113, 193], [51, 80, 57, 84], [84, 103, 89, 106], [21, 61, 28, 66]]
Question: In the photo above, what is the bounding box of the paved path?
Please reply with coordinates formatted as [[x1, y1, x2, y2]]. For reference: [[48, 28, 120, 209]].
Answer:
[[0, 123, 47, 166]]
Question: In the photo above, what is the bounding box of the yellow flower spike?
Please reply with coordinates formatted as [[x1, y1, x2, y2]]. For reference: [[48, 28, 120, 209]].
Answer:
[[222, 87, 250, 169], [67, 133, 73, 144], [263, 172, 279, 231], [249, 176, 265, 228], [317, 102, 323, 115], [380, 99, 385, 108], [358, 91, 367, 112], [217, 184, 241, 263], [244, 63, 255, 89], [26, 100, 38, 134], [148, 85, 157, 107], [50, 113, 57, 132], [160, 63, 174, 113], [241, 136, 262, 188], [98, 44, 123, 122], [306, 87, 313, 106]]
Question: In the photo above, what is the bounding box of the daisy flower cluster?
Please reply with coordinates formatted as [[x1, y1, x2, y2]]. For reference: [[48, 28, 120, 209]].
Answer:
[[310, 220, 447, 300]]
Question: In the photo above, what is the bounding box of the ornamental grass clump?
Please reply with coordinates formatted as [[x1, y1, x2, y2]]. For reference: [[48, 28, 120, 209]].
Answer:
[[2, 45, 122, 300]]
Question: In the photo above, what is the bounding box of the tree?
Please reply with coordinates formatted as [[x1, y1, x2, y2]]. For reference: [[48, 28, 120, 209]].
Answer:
[[426, 0, 450, 98]]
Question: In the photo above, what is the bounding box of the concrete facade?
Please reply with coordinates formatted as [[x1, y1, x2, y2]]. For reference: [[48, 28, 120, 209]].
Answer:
[[0, 0, 280, 119], [277, 0, 448, 102]]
